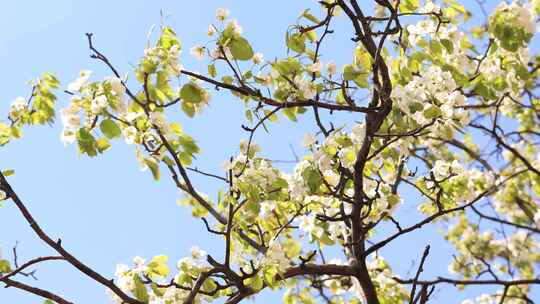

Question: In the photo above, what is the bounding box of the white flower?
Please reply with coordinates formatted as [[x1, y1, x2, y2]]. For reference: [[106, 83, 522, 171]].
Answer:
[[252, 52, 264, 64], [216, 8, 230, 21], [122, 126, 138, 145], [105, 76, 125, 98], [169, 62, 183, 77], [297, 215, 324, 238], [60, 108, 80, 130], [512, 2, 535, 34], [259, 201, 276, 217], [301, 133, 317, 148], [190, 246, 207, 260], [0, 190, 7, 201], [115, 263, 130, 277], [209, 47, 222, 60], [534, 210, 540, 228], [190, 45, 205, 61], [432, 160, 462, 179], [207, 25, 217, 36], [91, 95, 108, 113], [326, 62, 337, 76], [420, 1, 440, 14], [220, 159, 233, 172], [149, 111, 167, 130], [68, 70, 92, 92], [294, 76, 318, 99], [60, 128, 77, 146], [314, 150, 332, 171], [351, 123, 366, 145], [132, 256, 147, 273], [239, 139, 260, 155], [10, 97, 27, 113], [226, 19, 243, 35], [125, 112, 142, 123], [133, 256, 146, 266], [323, 170, 340, 187], [374, 4, 387, 18], [307, 61, 323, 73], [177, 257, 194, 271], [263, 240, 290, 272]]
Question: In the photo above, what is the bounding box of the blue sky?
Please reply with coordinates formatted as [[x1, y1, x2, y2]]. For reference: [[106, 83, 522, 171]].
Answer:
[[0, 1, 531, 303]]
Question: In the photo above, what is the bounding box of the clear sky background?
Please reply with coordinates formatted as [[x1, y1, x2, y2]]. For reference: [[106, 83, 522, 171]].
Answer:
[[0, 1, 533, 303]]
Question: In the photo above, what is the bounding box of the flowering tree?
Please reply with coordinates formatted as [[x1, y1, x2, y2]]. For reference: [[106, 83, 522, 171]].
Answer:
[[1, 0, 540, 303]]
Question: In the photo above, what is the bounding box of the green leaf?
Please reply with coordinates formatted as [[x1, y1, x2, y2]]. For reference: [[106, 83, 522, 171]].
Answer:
[[264, 109, 278, 122], [147, 255, 170, 277], [302, 167, 322, 192], [96, 138, 111, 153], [1, 169, 15, 177], [100, 119, 121, 139], [76, 128, 97, 157], [202, 278, 217, 292], [159, 27, 181, 50], [272, 57, 302, 76], [180, 83, 203, 104], [440, 39, 454, 53], [400, 0, 419, 13], [343, 65, 368, 88], [0, 260, 11, 273], [423, 105, 442, 119], [305, 30, 317, 42], [208, 64, 217, 78], [286, 32, 306, 53], [178, 134, 200, 155], [0, 123, 11, 146], [133, 275, 149, 302], [145, 159, 160, 181], [181, 102, 196, 118], [155, 71, 175, 101], [170, 122, 183, 136], [251, 276, 264, 290], [301, 9, 320, 24], [10, 126, 22, 139], [429, 40, 443, 56], [229, 36, 254, 61], [282, 108, 297, 122], [42, 73, 60, 89]]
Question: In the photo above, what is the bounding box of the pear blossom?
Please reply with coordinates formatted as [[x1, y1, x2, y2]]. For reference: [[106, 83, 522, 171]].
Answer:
[[10, 97, 26, 113], [122, 126, 138, 145], [190, 246, 206, 260], [307, 61, 322, 73], [207, 25, 217, 36], [297, 214, 324, 238], [252, 52, 263, 64], [90, 95, 108, 113], [294, 76, 317, 99], [216, 8, 229, 21], [105, 76, 125, 98], [226, 19, 243, 35], [420, 1, 440, 14], [132, 256, 147, 273], [67, 70, 92, 92], [301, 133, 316, 147], [60, 129, 77, 146], [263, 240, 289, 272], [326, 62, 337, 76], [351, 123, 365, 145], [190, 45, 205, 61]]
